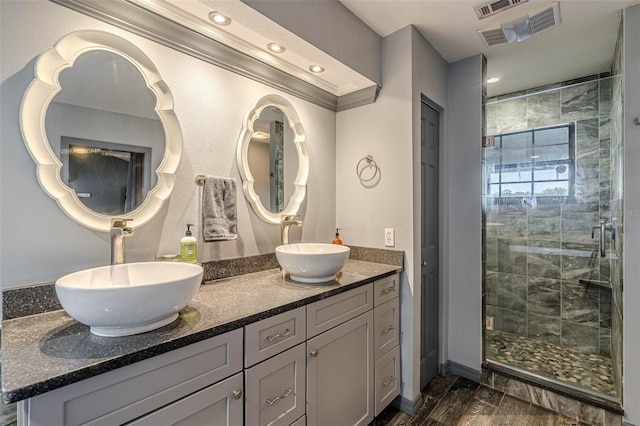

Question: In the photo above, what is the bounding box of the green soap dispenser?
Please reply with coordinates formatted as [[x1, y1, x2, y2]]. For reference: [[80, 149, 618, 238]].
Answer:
[[180, 224, 197, 263]]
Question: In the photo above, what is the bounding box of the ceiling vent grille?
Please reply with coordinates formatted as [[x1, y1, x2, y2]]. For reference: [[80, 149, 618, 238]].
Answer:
[[481, 28, 509, 46], [530, 3, 560, 34], [474, 0, 528, 19], [477, 2, 560, 46]]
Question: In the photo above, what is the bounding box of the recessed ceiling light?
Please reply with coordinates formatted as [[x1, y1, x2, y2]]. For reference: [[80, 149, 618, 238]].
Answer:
[[209, 11, 231, 26], [309, 65, 325, 73], [267, 43, 286, 53], [487, 77, 500, 84]]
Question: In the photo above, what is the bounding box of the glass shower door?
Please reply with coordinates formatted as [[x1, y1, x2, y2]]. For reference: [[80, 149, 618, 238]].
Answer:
[[482, 76, 623, 402]]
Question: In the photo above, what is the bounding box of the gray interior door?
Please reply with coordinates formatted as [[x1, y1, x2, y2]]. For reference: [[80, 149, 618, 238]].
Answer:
[[420, 101, 440, 390]]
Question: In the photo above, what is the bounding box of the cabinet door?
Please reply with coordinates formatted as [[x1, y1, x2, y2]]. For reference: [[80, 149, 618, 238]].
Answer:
[[126, 372, 243, 426], [307, 311, 374, 426], [245, 343, 306, 426]]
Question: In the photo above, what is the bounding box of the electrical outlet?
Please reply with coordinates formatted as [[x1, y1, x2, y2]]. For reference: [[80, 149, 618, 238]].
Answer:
[[384, 228, 395, 247], [485, 316, 495, 330]]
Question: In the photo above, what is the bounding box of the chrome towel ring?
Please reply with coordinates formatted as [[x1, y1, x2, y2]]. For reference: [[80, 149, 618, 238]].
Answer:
[[356, 155, 380, 182]]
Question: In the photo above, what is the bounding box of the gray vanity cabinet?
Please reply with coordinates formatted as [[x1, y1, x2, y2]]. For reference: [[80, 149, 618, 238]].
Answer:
[[16, 274, 400, 426], [17, 329, 244, 426], [306, 284, 375, 426]]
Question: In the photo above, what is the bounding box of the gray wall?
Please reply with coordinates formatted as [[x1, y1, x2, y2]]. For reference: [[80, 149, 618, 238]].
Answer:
[[410, 26, 450, 377], [446, 55, 484, 375], [336, 24, 449, 407], [241, 0, 382, 86]]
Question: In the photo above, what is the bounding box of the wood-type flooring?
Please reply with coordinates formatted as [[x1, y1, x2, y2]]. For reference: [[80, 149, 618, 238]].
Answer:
[[370, 374, 594, 426]]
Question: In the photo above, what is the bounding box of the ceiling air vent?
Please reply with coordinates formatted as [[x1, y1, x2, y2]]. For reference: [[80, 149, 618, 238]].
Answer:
[[474, 0, 529, 20], [530, 3, 560, 34], [480, 28, 509, 46], [477, 2, 560, 46]]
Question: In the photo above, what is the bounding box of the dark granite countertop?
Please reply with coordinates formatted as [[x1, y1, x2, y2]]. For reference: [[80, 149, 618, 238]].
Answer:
[[1, 259, 401, 404]]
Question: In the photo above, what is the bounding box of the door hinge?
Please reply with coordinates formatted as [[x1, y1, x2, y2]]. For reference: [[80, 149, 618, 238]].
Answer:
[[484, 316, 495, 330]]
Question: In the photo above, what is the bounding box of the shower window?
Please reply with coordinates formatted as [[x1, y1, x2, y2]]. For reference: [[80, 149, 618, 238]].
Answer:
[[487, 124, 575, 200]]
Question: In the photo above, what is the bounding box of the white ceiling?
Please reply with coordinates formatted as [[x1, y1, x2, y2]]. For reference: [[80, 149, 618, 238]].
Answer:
[[340, 0, 637, 96], [131, 0, 637, 98], [129, 0, 376, 97]]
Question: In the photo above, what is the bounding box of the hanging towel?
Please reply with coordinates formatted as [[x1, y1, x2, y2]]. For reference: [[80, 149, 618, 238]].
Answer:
[[202, 176, 238, 241]]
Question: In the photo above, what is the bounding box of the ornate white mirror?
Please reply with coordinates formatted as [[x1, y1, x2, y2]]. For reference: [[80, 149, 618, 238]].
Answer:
[[21, 30, 182, 231], [237, 94, 309, 224]]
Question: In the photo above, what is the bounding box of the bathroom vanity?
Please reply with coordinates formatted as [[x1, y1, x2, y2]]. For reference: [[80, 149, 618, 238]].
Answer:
[[2, 260, 401, 426]]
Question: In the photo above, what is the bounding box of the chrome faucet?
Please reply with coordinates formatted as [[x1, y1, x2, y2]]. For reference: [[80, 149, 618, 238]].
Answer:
[[111, 218, 134, 265], [280, 215, 303, 245]]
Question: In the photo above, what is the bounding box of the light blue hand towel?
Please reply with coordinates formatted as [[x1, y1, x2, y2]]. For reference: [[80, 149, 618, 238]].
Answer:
[[202, 176, 238, 241]]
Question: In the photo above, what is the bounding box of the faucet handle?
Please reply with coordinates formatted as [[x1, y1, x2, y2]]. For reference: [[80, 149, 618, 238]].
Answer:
[[111, 218, 133, 228]]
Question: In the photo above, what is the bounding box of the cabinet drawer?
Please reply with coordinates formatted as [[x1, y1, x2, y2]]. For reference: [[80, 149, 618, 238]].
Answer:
[[24, 328, 243, 426], [126, 372, 244, 426], [306, 284, 373, 338], [374, 274, 399, 307], [374, 298, 400, 360], [374, 345, 400, 416], [245, 343, 306, 426], [245, 307, 306, 367]]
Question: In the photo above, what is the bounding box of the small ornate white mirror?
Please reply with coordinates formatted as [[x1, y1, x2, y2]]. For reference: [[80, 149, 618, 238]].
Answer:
[[237, 94, 309, 224], [21, 30, 182, 232]]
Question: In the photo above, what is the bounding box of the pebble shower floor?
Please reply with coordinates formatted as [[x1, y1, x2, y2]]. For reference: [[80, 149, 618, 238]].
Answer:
[[486, 330, 615, 397]]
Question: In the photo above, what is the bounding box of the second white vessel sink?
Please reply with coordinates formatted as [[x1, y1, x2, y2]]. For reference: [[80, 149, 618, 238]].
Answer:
[[55, 262, 203, 337], [275, 243, 350, 283]]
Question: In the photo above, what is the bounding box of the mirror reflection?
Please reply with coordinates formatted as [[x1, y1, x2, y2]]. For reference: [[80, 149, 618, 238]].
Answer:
[[247, 106, 298, 213], [236, 93, 308, 224], [44, 50, 164, 215]]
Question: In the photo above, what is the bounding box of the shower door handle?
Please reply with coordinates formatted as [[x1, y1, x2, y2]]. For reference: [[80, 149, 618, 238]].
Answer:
[[592, 219, 610, 258]]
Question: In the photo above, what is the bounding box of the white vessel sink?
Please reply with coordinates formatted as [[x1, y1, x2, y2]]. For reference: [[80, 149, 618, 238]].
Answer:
[[55, 262, 203, 337], [276, 243, 350, 283]]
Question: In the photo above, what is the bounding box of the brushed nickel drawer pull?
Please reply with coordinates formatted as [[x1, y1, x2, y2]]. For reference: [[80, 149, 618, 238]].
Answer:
[[381, 285, 395, 295], [382, 325, 396, 335], [266, 387, 293, 406], [232, 389, 243, 400], [310, 349, 318, 357], [266, 328, 292, 342], [383, 376, 396, 387]]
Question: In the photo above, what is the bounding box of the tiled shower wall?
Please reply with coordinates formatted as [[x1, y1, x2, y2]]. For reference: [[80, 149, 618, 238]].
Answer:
[[484, 74, 618, 358]]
